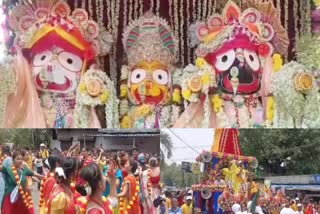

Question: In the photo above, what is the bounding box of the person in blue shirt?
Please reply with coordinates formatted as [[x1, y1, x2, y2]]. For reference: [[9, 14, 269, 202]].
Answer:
[[169, 198, 182, 214], [103, 153, 123, 197]]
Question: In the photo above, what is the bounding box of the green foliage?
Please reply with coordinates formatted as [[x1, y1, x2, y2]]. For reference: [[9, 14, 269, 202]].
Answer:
[[239, 129, 320, 176], [0, 129, 52, 149], [160, 131, 173, 161], [161, 162, 201, 188]]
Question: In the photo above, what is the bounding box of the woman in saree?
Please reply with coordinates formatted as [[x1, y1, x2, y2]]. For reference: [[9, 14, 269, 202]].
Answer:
[[76, 162, 118, 214], [39, 154, 61, 213], [46, 157, 81, 214], [1, 150, 43, 214], [117, 158, 141, 214]]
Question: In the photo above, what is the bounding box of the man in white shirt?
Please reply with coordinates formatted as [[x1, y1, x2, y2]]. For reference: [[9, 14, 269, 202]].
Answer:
[[232, 203, 242, 214], [281, 203, 296, 214], [295, 203, 304, 214]]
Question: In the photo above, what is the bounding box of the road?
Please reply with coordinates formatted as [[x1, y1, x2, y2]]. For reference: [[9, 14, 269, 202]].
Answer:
[[31, 182, 40, 214]]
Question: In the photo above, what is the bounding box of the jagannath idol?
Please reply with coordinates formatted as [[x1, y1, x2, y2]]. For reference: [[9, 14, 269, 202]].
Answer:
[[0, 0, 119, 128], [120, 12, 181, 128], [174, 0, 289, 128]]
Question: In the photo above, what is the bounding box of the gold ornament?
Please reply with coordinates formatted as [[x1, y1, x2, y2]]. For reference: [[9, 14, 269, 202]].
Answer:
[[188, 76, 203, 93], [87, 80, 102, 97], [294, 73, 314, 92]]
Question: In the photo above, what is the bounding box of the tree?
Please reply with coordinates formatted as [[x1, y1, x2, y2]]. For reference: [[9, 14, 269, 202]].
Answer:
[[0, 129, 52, 149], [160, 131, 173, 161], [239, 129, 320, 176]]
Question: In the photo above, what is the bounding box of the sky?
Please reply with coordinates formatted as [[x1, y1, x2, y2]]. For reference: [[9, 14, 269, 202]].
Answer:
[[162, 129, 215, 165]]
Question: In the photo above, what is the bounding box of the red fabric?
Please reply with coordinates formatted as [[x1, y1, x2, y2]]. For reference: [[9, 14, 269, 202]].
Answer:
[[122, 169, 128, 178], [149, 175, 160, 186], [87, 208, 103, 214], [43, 177, 57, 201], [2, 193, 31, 214], [124, 175, 141, 214], [218, 129, 242, 155], [47, 184, 77, 214]]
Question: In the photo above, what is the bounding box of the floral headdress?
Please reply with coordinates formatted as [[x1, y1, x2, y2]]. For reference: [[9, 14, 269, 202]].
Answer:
[[190, 0, 289, 58], [122, 11, 177, 70], [9, 0, 113, 61]]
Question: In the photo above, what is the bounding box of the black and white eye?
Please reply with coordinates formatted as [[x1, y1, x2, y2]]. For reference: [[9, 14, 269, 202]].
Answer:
[[131, 69, 147, 84], [152, 69, 168, 85], [33, 50, 53, 67], [244, 50, 260, 71], [58, 52, 83, 72], [215, 49, 236, 71]]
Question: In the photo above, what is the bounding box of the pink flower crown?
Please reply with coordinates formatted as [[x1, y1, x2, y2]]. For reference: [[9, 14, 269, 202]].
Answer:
[[190, 0, 289, 58]]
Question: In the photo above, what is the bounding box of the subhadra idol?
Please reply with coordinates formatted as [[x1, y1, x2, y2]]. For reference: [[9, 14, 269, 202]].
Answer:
[[174, 0, 289, 128], [120, 12, 180, 128], [0, 0, 119, 128]]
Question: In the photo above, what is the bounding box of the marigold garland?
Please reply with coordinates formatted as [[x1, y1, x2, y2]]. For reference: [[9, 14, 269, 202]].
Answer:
[[119, 177, 140, 213], [39, 172, 55, 208], [12, 165, 33, 209], [78, 196, 113, 214], [147, 170, 152, 196], [0, 154, 7, 170]]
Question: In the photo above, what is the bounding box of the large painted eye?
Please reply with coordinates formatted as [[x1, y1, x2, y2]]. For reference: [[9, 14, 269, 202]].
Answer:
[[131, 69, 146, 84], [215, 49, 236, 71], [58, 52, 83, 72], [33, 50, 53, 67], [152, 69, 168, 85], [244, 50, 260, 71]]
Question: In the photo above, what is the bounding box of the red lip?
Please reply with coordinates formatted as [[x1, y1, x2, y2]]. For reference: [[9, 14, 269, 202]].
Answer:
[[134, 89, 166, 105], [35, 73, 71, 91], [222, 74, 260, 94]]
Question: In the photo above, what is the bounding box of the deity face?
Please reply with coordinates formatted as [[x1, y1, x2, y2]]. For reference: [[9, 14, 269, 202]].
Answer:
[[205, 35, 262, 95], [128, 60, 170, 105], [31, 46, 84, 96]]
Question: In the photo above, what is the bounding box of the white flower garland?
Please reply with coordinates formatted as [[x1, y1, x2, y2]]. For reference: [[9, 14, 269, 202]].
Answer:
[[75, 66, 119, 128], [272, 61, 319, 128]]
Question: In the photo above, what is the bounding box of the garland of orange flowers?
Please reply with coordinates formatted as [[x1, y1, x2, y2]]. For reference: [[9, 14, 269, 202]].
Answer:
[[12, 165, 33, 209], [0, 154, 7, 170], [39, 172, 55, 208], [147, 169, 152, 196], [119, 175, 140, 213], [78, 196, 113, 214]]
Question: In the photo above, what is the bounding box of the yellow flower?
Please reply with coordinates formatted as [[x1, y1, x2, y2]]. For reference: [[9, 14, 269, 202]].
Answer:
[[201, 74, 210, 85], [121, 115, 131, 128], [266, 96, 275, 121], [79, 83, 87, 93], [182, 89, 192, 100], [134, 104, 153, 119], [314, 0, 320, 7], [212, 95, 223, 113], [196, 57, 207, 69], [273, 53, 283, 72], [172, 88, 181, 104], [99, 91, 109, 103], [120, 84, 127, 98]]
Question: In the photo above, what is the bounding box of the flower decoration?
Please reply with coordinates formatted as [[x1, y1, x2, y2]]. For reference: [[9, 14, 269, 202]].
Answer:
[[272, 61, 320, 128], [212, 95, 223, 113], [273, 54, 283, 72], [75, 66, 119, 128]]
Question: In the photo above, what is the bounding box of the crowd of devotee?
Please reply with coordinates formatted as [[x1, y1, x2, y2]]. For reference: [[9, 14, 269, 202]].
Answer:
[[0, 144, 160, 214]]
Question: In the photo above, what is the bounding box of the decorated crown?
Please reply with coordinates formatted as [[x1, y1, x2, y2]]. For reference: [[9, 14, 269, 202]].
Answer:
[[9, 0, 112, 60], [190, 0, 289, 57], [122, 11, 177, 68]]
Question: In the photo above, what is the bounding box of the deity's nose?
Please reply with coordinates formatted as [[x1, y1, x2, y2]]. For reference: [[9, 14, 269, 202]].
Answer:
[[236, 48, 245, 67], [47, 63, 55, 72], [146, 81, 153, 89]]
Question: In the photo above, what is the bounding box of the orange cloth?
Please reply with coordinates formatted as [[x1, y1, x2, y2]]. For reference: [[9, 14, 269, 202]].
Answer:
[[121, 175, 140, 214]]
